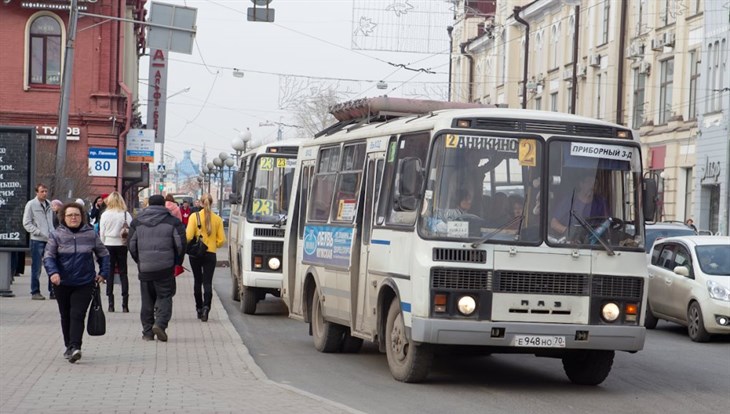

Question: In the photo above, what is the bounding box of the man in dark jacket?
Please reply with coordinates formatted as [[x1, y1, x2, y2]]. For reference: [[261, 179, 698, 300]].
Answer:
[[128, 195, 186, 342]]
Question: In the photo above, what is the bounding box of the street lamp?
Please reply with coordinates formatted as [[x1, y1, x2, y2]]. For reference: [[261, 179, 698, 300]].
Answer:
[[213, 156, 224, 213], [205, 162, 216, 195]]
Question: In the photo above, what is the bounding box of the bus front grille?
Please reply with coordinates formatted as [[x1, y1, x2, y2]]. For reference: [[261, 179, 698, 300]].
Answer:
[[495, 271, 589, 296], [432, 248, 487, 263], [252, 240, 283, 255], [431, 268, 492, 290], [254, 228, 286, 238], [592, 275, 643, 299]]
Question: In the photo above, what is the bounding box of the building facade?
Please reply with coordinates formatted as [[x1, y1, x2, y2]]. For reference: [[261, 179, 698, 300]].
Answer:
[[0, 0, 146, 202], [450, 0, 725, 229]]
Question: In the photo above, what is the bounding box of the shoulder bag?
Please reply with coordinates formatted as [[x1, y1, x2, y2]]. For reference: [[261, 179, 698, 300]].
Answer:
[[186, 212, 207, 258], [87, 282, 106, 336]]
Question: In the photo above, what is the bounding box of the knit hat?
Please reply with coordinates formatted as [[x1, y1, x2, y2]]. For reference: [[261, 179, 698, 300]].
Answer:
[[75, 198, 85, 207], [101, 193, 109, 200], [51, 199, 63, 208], [148, 195, 165, 206]]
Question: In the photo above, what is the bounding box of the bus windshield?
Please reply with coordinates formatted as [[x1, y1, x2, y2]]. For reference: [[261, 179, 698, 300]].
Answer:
[[419, 134, 543, 243], [246, 155, 296, 224], [546, 139, 643, 250]]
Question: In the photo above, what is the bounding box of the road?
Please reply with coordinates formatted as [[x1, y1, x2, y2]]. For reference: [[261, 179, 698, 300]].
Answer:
[[213, 268, 730, 414]]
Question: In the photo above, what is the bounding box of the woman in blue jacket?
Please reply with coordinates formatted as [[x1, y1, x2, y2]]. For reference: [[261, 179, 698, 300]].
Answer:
[[44, 202, 109, 363]]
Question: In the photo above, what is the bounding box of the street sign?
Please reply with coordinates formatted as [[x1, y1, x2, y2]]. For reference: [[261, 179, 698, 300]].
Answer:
[[247, 6, 275, 22], [88, 147, 118, 177], [126, 129, 155, 163], [157, 164, 166, 173]]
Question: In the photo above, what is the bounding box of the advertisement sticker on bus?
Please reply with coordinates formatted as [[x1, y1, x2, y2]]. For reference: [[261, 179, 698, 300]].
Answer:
[[303, 225, 354, 268]]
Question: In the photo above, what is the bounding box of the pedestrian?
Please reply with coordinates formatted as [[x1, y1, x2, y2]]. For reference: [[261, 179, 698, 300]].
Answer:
[[186, 194, 226, 322], [50, 199, 63, 229], [180, 200, 192, 226], [685, 218, 698, 232], [128, 194, 186, 342], [89, 195, 107, 230], [164, 194, 182, 221], [99, 191, 133, 313], [191, 199, 202, 213], [22, 183, 55, 300], [43, 202, 109, 363]]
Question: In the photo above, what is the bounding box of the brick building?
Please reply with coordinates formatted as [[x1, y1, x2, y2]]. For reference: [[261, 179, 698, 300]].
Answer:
[[0, 0, 146, 201]]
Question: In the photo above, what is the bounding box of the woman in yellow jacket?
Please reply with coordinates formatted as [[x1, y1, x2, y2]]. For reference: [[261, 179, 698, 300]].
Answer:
[[186, 194, 225, 321]]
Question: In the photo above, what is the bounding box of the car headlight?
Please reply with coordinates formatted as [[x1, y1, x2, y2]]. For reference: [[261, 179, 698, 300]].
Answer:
[[707, 280, 730, 301], [268, 257, 281, 270], [601, 302, 620, 322], [457, 296, 476, 316]]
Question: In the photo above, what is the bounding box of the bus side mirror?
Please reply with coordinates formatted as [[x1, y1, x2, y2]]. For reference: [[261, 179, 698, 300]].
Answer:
[[396, 157, 423, 211], [643, 178, 658, 222]]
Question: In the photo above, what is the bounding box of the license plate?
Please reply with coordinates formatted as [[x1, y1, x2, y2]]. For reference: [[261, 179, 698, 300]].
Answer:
[[512, 335, 566, 348]]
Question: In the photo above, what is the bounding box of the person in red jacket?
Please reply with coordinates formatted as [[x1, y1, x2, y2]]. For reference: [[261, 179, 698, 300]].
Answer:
[[180, 200, 192, 226]]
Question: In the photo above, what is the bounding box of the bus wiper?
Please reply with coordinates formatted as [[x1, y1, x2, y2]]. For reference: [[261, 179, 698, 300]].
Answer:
[[570, 210, 615, 256], [273, 214, 287, 228], [470, 215, 523, 248]]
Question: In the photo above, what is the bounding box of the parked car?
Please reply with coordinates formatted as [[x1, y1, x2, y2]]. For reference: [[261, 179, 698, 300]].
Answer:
[[645, 235, 730, 342], [645, 222, 697, 255]]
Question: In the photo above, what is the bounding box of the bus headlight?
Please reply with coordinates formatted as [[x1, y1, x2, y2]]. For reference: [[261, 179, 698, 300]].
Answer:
[[601, 302, 620, 322], [268, 257, 281, 270], [457, 296, 476, 316]]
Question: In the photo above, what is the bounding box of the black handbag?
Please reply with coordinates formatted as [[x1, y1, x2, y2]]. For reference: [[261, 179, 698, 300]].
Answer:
[[186, 212, 207, 258], [87, 282, 106, 336]]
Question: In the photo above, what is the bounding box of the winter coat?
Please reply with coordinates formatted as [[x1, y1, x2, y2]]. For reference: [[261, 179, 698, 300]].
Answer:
[[165, 201, 182, 221], [99, 209, 133, 246], [186, 210, 226, 254], [128, 206, 186, 280], [43, 224, 110, 286], [22, 197, 54, 242]]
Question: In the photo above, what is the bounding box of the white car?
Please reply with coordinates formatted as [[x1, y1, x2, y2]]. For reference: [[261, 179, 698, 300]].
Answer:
[[645, 236, 730, 342]]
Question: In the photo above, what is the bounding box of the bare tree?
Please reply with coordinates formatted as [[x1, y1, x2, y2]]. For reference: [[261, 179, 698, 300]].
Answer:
[[36, 141, 94, 201], [279, 76, 355, 137]]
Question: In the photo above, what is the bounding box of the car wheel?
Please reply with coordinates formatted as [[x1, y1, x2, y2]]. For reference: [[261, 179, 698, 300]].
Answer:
[[311, 288, 344, 353], [240, 286, 257, 315], [687, 302, 711, 342], [644, 303, 658, 329], [385, 299, 433, 383], [562, 350, 614, 385]]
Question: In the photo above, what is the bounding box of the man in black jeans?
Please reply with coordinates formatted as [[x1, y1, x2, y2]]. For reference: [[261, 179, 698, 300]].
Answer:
[[128, 195, 186, 342]]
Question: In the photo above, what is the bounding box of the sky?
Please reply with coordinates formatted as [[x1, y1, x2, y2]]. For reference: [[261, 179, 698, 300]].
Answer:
[[141, 0, 455, 169]]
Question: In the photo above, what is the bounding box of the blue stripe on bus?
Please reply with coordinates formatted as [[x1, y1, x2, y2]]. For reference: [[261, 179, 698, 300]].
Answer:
[[401, 302, 411, 313], [371, 239, 391, 245]]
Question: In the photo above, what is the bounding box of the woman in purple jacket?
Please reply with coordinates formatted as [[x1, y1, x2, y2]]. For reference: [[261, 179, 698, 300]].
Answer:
[[44, 202, 110, 363]]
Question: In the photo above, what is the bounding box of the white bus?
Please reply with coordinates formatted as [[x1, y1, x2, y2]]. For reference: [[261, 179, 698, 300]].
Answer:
[[228, 140, 301, 314], [282, 97, 657, 384]]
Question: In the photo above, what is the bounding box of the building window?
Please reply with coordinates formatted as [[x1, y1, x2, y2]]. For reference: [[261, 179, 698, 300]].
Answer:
[[535, 31, 543, 72], [707, 40, 726, 113], [659, 58, 674, 124], [633, 69, 646, 128], [662, 0, 676, 26], [535, 96, 542, 111], [500, 30, 507, 85], [688, 50, 699, 120], [596, 73, 602, 119], [635, 0, 647, 35], [688, 0, 701, 16], [566, 85, 573, 114], [601, 0, 610, 44], [567, 15, 575, 63], [551, 24, 560, 69], [28, 14, 63, 86], [550, 92, 558, 112]]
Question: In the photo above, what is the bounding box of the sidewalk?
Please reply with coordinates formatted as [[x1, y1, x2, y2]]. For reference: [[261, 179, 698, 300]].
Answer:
[[0, 254, 358, 414]]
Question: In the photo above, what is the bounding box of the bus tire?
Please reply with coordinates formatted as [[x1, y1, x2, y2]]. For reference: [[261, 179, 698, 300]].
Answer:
[[311, 288, 344, 353], [241, 287, 257, 315], [385, 300, 433, 383], [562, 350, 614, 385], [341, 331, 364, 353], [644, 303, 658, 329], [231, 272, 240, 302]]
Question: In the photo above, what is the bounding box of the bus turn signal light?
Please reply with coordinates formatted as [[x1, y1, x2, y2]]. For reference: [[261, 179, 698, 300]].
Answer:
[[434, 294, 447, 313]]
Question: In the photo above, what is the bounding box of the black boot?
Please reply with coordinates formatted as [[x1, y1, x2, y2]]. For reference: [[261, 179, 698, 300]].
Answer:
[[201, 306, 210, 322], [108, 295, 115, 312], [196, 308, 203, 320], [122, 295, 129, 313]]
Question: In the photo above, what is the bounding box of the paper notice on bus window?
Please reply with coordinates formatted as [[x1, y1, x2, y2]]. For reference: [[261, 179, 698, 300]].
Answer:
[[337, 199, 357, 221], [570, 142, 634, 161], [447, 221, 468, 238]]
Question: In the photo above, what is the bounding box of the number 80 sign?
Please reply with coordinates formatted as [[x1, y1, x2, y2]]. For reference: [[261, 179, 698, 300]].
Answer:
[[88, 147, 118, 177]]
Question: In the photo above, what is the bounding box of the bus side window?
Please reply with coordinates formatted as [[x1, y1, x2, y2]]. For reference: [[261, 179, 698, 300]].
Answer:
[[298, 165, 312, 239], [331, 143, 366, 223], [379, 133, 429, 227], [309, 146, 340, 222]]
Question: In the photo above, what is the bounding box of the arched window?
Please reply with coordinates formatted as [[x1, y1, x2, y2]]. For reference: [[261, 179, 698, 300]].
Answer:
[[28, 15, 62, 86]]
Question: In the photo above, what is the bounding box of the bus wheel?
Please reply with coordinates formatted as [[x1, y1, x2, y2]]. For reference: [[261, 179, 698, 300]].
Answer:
[[240, 287, 257, 315], [385, 300, 433, 383], [562, 350, 614, 385], [311, 288, 344, 353], [231, 273, 240, 302], [644, 303, 658, 329], [341, 330, 364, 353]]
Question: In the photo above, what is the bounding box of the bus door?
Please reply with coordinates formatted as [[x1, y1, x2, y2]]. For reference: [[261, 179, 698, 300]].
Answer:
[[353, 154, 385, 336]]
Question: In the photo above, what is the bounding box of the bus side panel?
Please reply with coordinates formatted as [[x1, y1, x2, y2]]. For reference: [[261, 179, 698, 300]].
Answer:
[[367, 228, 415, 328]]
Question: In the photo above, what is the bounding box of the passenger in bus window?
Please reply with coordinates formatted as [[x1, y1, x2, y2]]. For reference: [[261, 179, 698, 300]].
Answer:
[[486, 192, 509, 226], [506, 195, 525, 230], [442, 188, 473, 221], [550, 175, 609, 236]]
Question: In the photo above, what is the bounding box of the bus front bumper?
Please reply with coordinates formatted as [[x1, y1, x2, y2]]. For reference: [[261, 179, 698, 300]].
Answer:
[[410, 317, 645, 352]]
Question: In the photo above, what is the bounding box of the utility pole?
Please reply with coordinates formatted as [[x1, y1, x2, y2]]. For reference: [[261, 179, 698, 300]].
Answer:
[[54, 0, 79, 198]]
